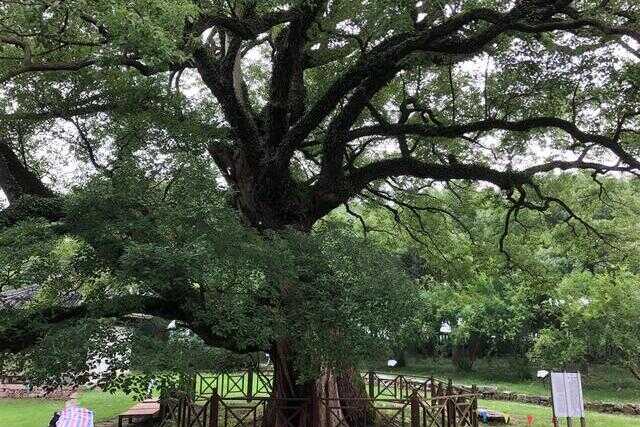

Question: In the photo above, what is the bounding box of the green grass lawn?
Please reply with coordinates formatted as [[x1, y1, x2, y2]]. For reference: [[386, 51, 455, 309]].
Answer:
[[0, 398, 62, 427], [77, 390, 137, 422], [480, 400, 640, 427], [373, 357, 640, 403], [0, 390, 135, 427]]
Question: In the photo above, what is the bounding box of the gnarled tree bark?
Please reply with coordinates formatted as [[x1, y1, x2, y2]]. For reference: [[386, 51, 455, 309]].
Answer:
[[0, 139, 53, 205]]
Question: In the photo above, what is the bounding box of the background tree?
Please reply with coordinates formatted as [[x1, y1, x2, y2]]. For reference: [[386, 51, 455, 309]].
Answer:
[[530, 270, 640, 381], [356, 174, 640, 377], [1, 0, 640, 419]]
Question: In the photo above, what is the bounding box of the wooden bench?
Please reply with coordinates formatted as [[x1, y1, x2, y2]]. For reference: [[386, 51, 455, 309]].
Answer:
[[117, 399, 160, 427]]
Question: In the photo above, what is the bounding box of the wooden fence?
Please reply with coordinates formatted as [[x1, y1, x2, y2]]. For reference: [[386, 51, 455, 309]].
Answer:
[[196, 368, 274, 400], [362, 371, 471, 401], [161, 371, 478, 427], [159, 392, 478, 427], [194, 370, 472, 402]]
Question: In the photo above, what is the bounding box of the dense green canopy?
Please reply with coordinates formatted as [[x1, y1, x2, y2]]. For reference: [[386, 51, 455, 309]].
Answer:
[[1, 0, 639, 394], [0, 162, 418, 386]]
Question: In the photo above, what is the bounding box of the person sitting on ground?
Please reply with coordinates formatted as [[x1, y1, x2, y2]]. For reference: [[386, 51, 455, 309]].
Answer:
[[51, 401, 94, 427]]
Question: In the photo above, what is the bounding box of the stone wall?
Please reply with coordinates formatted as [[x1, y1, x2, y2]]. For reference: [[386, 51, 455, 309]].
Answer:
[[0, 383, 74, 400], [478, 386, 640, 416]]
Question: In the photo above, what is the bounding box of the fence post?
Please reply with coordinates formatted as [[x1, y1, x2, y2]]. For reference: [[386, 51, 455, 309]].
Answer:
[[247, 367, 254, 401], [193, 373, 198, 399], [411, 392, 420, 427], [178, 394, 185, 426], [471, 385, 478, 427], [430, 376, 436, 405], [193, 372, 203, 399], [186, 394, 192, 427], [447, 379, 454, 427], [209, 388, 219, 427], [368, 370, 375, 399]]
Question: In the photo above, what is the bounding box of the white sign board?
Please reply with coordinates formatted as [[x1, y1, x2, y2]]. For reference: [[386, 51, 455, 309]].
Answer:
[[551, 372, 585, 417]]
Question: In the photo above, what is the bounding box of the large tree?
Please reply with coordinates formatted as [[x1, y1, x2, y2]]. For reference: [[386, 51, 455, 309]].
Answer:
[[1, 0, 640, 420], [365, 174, 640, 374]]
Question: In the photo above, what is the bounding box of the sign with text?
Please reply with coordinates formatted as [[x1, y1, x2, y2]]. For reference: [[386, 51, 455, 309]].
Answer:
[[551, 372, 585, 417]]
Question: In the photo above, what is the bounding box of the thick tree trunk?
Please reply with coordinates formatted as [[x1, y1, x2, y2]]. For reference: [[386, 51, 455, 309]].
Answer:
[[265, 341, 373, 427], [0, 140, 62, 225], [222, 161, 372, 427], [264, 340, 317, 427], [336, 368, 375, 427]]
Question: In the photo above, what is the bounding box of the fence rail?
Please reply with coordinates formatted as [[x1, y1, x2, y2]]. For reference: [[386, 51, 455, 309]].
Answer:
[[160, 393, 478, 427], [196, 369, 274, 400], [363, 371, 472, 400], [164, 371, 478, 427], [195, 370, 471, 402]]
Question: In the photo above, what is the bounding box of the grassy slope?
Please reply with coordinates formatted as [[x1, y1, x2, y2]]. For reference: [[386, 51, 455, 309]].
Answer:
[[0, 390, 135, 427], [373, 357, 640, 403]]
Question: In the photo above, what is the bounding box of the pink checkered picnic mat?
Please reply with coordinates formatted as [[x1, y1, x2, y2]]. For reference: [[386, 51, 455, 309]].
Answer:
[[56, 406, 94, 427]]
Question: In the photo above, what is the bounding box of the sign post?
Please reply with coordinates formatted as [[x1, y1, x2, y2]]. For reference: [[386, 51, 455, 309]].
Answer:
[[549, 374, 558, 427], [550, 372, 586, 427]]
